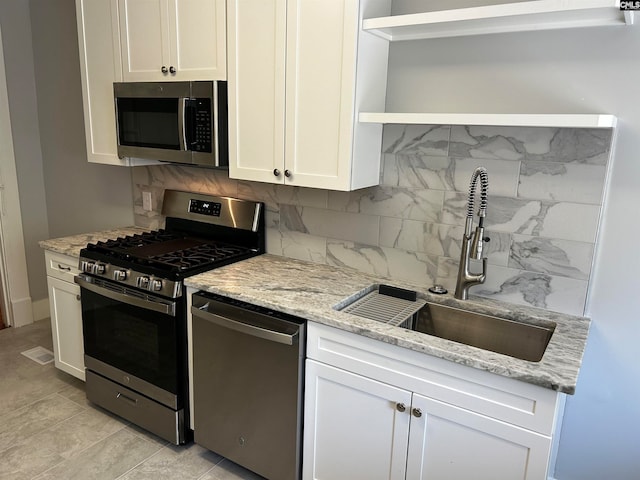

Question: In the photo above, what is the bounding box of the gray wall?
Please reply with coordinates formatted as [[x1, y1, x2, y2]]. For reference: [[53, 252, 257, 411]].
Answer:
[[30, 0, 135, 241], [0, 0, 49, 301], [386, 2, 640, 478], [0, 0, 136, 303]]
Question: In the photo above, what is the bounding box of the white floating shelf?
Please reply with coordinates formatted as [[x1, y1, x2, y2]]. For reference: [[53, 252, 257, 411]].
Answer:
[[359, 112, 617, 129], [363, 0, 634, 41]]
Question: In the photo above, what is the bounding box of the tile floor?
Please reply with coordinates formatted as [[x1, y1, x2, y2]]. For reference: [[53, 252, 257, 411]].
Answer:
[[0, 319, 264, 480]]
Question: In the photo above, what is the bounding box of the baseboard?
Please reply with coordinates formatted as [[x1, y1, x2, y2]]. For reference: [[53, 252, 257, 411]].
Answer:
[[32, 298, 50, 322], [11, 296, 34, 327]]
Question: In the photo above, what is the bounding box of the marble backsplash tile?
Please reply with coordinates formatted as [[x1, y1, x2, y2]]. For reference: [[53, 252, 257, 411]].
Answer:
[[132, 124, 614, 317]]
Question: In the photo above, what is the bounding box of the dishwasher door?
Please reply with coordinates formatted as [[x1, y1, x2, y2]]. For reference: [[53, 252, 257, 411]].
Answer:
[[191, 292, 305, 480]]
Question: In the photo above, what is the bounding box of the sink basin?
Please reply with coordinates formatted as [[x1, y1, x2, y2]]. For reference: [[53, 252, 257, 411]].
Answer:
[[337, 285, 555, 362], [411, 302, 555, 362]]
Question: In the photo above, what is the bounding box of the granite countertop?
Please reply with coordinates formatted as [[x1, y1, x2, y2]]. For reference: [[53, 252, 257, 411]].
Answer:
[[38, 227, 150, 258], [185, 254, 590, 394]]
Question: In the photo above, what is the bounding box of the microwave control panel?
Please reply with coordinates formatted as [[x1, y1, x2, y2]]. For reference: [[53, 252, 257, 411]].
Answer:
[[191, 98, 212, 153]]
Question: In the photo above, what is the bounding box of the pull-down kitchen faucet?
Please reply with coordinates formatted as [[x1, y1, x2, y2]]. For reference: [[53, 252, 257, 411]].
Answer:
[[455, 167, 490, 300]]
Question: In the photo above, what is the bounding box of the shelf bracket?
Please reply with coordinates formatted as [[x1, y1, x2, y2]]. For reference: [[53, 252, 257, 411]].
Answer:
[[624, 11, 635, 26]]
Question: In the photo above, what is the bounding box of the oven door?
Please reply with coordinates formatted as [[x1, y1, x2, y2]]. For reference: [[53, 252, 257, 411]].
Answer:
[[75, 273, 185, 410]]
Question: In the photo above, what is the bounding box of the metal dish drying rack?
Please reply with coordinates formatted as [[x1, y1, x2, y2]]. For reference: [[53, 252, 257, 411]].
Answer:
[[341, 285, 426, 329]]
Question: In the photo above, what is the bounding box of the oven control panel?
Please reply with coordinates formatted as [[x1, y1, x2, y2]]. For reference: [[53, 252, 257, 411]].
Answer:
[[78, 256, 181, 298], [189, 199, 221, 217]]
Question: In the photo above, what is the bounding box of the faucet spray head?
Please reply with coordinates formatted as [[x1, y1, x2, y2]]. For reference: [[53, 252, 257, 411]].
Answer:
[[470, 226, 485, 260]]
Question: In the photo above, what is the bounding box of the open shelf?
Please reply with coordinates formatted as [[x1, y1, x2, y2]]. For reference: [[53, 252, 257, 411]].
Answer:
[[358, 112, 617, 129], [363, 0, 635, 41]]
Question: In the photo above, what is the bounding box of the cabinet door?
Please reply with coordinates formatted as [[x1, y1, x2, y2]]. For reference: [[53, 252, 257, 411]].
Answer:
[[227, 0, 287, 184], [406, 393, 552, 480], [168, 0, 226, 80], [76, 0, 129, 166], [119, 0, 171, 81], [303, 360, 411, 480], [283, 0, 359, 190], [47, 276, 85, 381]]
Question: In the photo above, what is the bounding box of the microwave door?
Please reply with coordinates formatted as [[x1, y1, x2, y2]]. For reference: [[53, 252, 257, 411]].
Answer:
[[115, 94, 192, 164]]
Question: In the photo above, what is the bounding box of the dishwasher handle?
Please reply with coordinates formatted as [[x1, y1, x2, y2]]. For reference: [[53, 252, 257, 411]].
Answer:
[[191, 304, 299, 346]]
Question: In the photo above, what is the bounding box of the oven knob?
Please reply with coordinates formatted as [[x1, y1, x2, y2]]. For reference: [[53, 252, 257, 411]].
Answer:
[[81, 261, 94, 273], [95, 263, 106, 274], [113, 270, 127, 281], [151, 279, 163, 291], [137, 276, 150, 289]]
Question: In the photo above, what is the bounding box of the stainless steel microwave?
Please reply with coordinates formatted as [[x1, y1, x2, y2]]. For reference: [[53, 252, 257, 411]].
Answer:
[[114, 81, 228, 167]]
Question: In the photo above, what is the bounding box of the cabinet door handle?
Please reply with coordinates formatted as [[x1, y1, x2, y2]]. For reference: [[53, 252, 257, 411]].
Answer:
[[161, 65, 168, 74], [284, 169, 292, 178], [57, 264, 71, 271], [412, 408, 422, 418], [169, 66, 176, 74], [273, 169, 281, 177], [396, 402, 406, 413], [76, 294, 81, 301]]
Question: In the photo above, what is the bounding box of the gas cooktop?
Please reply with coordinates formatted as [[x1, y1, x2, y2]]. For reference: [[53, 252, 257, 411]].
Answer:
[[85, 229, 254, 275], [78, 191, 265, 297]]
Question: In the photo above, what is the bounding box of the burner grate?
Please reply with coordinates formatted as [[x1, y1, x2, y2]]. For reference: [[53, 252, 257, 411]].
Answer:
[[149, 243, 249, 270], [93, 230, 180, 252]]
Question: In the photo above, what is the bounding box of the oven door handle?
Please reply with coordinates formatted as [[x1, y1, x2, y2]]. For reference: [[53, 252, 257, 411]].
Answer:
[[191, 305, 298, 346], [75, 275, 176, 317]]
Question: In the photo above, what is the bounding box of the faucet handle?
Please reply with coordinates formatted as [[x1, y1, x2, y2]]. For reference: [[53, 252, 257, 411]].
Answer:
[[480, 257, 488, 282]]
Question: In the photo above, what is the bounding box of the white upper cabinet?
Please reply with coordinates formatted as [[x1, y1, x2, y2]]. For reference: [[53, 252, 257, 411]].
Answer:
[[76, 0, 130, 166], [227, 0, 286, 184], [119, 0, 227, 81], [227, 0, 391, 191]]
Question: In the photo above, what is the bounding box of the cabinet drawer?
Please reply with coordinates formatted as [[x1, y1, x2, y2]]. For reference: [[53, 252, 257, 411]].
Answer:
[[45, 251, 80, 282], [307, 322, 561, 436]]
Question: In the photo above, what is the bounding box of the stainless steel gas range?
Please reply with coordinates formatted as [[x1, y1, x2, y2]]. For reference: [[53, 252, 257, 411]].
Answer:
[[75, 190, 264, 444]]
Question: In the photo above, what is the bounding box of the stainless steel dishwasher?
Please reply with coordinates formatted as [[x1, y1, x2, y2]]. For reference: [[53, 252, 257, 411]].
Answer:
[[191, 292, 305, 480]]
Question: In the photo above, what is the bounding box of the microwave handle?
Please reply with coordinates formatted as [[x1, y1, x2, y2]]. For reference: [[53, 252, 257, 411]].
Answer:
[[178, 97, 188, 151]]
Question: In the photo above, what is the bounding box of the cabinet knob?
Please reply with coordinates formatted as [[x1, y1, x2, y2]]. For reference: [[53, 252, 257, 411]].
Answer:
[[169, 66, 176, 74], [412, 408, 422, 418], [273, 169, 281, 177], [284, 169, 292, 178], [396, 402, 406, 413], [76, 294, 81, 301], [161, 65, 168, 74]]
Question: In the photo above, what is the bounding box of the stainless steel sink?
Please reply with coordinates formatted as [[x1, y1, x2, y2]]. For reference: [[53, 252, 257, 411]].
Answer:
[[411, 302, 555, 362]]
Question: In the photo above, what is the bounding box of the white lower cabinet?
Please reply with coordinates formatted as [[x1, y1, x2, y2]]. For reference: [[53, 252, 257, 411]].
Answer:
[[45, 251, 85, 381], [304, 360, 412, 479], [405, 393, 550, 480], [303, 323, 559, 480]]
